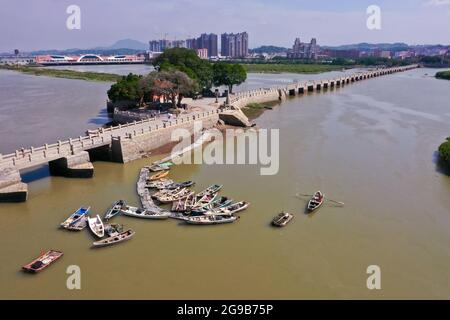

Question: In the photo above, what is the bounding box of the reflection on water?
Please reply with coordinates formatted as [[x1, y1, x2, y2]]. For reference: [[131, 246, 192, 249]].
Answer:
[[0, 68, 449, 299]]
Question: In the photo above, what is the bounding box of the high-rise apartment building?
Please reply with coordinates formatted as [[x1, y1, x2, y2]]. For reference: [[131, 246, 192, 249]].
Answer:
[[221, 32, 249, 58], [288, 38, 319, 59]]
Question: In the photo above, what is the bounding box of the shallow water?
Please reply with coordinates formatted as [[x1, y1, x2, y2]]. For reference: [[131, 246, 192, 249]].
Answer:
[[0, 68, 449, 299]]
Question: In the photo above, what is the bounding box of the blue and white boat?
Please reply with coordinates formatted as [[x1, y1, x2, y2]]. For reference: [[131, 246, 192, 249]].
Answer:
[[60, 207, 90, 229]]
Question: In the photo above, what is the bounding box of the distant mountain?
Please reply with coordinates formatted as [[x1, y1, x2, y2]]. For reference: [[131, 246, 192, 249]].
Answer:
[[107, 39, 148, 50], [250, 45, 289, 54], [322, 42, 410, 52], [29, 39, 148, 55]]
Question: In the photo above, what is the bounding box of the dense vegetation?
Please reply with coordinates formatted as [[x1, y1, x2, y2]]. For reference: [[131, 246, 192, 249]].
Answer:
[[435, 70, 450, 80], [438, 138, 450, 164], [153, 48, 247, 92], [107, 71, 198, 108], [0, 64, 121, 82]]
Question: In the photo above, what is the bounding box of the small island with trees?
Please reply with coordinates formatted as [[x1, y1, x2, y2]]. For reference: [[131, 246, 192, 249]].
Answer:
[[107, 48, 247, 112], [435, 70, 450, 80], [438, 138, 450, 166]]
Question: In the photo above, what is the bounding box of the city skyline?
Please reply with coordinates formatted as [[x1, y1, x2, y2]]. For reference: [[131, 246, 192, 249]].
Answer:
[[1, 0, 450, 52]]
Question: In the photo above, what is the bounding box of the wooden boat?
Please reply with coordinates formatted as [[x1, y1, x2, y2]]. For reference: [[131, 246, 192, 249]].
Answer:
[[60, 206, 90, 229], [213, 201, 250, 215], [196, 184, 223, 198], [149, 163, 171, 172], [92, 229, 135, 248], [104, 200, 126, 221], [307, 191, 324, 213], [22, 250, 63, 273], [171, 193, 196, 212], [272, 212, 294, 227], [146, 178, 174, 189], [121, 205, 170, 219], [151, 187, 180, 199], [148, 170, 169, 181], [192, 192, 218, 210], [104, 223, 123, 237], [166, 180, 195, 190], [157, 188, 194, 204], [185, 214, 238, 225], [190, 196, 233, 215], [87, 215, 105, 238]]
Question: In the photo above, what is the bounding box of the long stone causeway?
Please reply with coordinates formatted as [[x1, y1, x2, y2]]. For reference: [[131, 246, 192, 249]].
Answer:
[[0, 64, 418, 202]]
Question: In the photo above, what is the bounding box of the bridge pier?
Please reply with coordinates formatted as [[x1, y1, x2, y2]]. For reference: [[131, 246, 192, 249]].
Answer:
[[49, 151, 94, 178], [0, 167, 28, 202]]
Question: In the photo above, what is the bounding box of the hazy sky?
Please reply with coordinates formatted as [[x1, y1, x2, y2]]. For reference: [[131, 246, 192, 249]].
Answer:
[[1, 0, 449, 52]]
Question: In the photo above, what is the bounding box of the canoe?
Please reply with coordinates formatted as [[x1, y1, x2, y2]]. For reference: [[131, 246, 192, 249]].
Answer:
[[148, 170, 169, 181], [60, 206, 90, 229], [22, 250, 63, 273], [307, 191, 324, 213], [157, 188, 195, 204], [104, 200, 126, 221], [196, 184, 223, 198], [166, 180, 195, 190], [92, 229, 135, 248], [87, 215, 105, 238], [185, 214, 238, 225], [104, 223, 123, 237], [272, 212, 294, 227], [152, 187, 180, 199], [146, 178, 174, 189], [171, 193, 196, 212], [213, 201, 250, 215], [149, 164, 171, 172], [192, 192, 218, 210], [121, 205, 170, 219], [191, 196, 233, 215]]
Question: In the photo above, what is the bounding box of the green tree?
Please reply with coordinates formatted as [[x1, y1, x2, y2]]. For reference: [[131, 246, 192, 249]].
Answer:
[[107, 73, 143, 104], [150, 70, 199, 108], [212, 63, 247, 93], [438, 138, 450, 164], [153, 48, 213, 89]]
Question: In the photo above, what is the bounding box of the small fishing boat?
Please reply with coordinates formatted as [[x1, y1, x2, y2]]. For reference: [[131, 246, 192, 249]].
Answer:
[[146, 178, 174, 189], [149, 163, 171, 172], [121, 205, 170, 219], [185, 214, 238, 225], [192, 192, 218, 210], [213, 201, 250, 215], [22, 250, 63, 273], [272, 212, 294, 227], [92, 229, 135, 248], [172, 193, 196, 212], [148, 170, 169, 181], [60, 206, 90, 229], [157, 188, 195, 204], [104, 224, 123, 237], [151, 187, 180, 199], [104, 200, 126, 221], [307, 191, 324, 213], [87, 215, 105, 238], [196, 184, 223, 198], [191, 196, 233, 215], [166, 180, 195, 190]]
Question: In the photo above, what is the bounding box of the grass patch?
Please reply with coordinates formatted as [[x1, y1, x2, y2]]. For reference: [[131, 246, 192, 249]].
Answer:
[[241, 101, 279, 120], [435, 70, 450, 80], [241, 63, 345, 74], [0, 65, 121, 82]]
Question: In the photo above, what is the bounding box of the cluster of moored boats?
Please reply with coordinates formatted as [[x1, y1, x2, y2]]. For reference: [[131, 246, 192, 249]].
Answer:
[[21, 159, 326, 273]]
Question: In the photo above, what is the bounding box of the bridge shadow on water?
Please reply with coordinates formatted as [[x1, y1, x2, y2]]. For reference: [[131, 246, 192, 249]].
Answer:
[[21, 165, 50, 183], [433, 151, 450, 176], [88, 108, 110, 126]]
